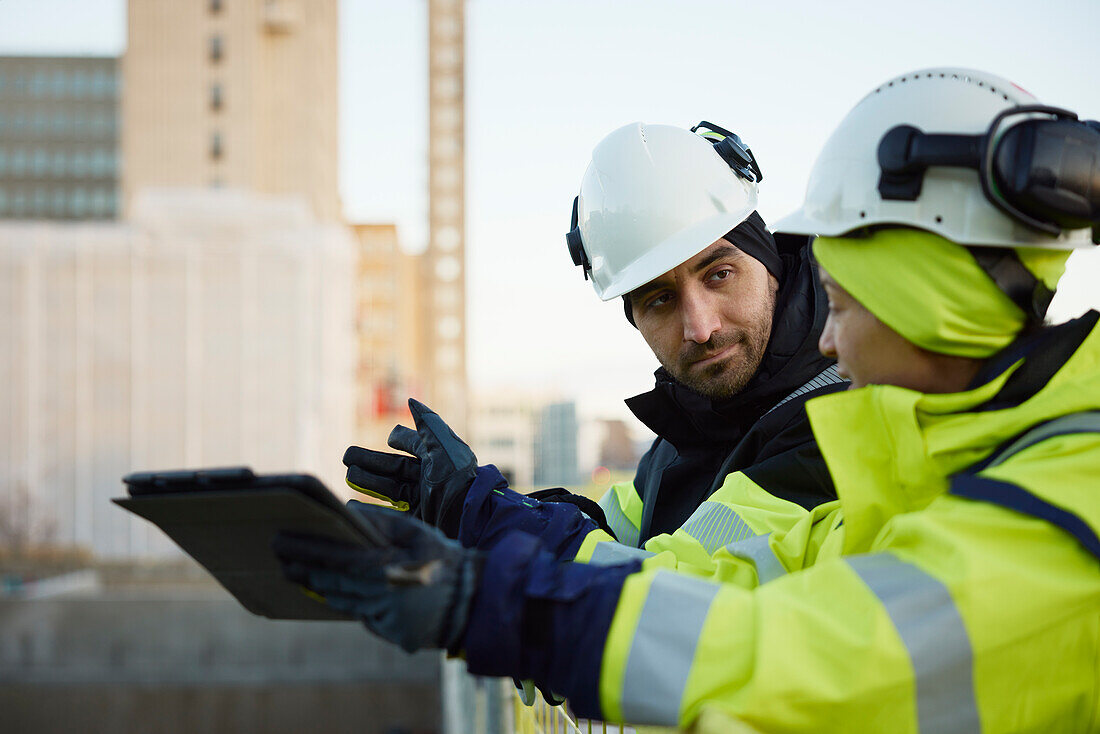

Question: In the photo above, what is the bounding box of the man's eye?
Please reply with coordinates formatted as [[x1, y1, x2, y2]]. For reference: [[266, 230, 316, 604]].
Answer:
[[708, 269, 732, 282], [648, 293, 672, 308]]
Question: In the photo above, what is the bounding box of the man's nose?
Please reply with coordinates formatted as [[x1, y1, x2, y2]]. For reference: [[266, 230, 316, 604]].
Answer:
[[681, 289, 721, 344]]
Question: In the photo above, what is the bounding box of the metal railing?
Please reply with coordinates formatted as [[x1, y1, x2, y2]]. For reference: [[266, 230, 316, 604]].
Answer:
[[511, 688, 627, 734]]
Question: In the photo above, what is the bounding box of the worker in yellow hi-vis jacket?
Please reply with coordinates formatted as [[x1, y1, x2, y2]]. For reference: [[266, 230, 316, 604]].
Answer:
[[274, 67, 1100, 732]]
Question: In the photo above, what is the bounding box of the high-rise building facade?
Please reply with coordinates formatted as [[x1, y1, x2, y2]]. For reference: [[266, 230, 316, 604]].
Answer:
[[425, 0, 467, 429], [0, 56, 120, 221], [122, 0, 341, 221]]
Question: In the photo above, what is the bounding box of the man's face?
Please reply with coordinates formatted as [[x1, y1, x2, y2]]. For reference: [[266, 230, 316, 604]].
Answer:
[[817, 268, 980, 393], [629, 239, 777, 400]]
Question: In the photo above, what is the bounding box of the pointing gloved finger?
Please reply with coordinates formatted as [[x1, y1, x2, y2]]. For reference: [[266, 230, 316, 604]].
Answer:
[[387, 424, 421, 456], [408, 398, 472, 470], [346, 465, 415, 508]]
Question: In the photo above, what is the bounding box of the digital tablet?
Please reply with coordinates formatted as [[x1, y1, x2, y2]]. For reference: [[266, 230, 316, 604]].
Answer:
[[114, 466, 386, 621]]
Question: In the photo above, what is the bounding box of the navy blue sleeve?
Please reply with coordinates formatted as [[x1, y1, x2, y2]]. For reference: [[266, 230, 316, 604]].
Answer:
[[457, 465, 599, 561], [463, 530, 639, 718]]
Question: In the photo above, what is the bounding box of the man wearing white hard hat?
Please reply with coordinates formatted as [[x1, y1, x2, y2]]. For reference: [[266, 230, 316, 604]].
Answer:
[[342, 121, 846, 584], [276, 68, 1100, 732]]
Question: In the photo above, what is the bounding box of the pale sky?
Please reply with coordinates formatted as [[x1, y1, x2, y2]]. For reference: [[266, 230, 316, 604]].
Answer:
[[2, 0, 1099, 427]]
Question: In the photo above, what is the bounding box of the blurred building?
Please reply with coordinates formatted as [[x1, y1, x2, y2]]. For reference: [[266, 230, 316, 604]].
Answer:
[[0, 56, 119, 221], [598, 419, 640, 472], [471, 393, 580, 491], [121, 0, 341, 221], [469, 391, 539, 488], [0, 1, 465, 559], [352, 223, 427, 448], [534, 402, 580, 488], [0, 190, 355, 557]]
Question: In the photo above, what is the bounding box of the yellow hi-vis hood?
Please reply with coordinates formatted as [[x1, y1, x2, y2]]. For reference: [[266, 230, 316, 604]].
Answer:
[[813, 229, 1070, 358]]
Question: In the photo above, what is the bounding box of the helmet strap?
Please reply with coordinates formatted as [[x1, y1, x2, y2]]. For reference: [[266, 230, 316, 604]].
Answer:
[[968, 247, 1053, 322]]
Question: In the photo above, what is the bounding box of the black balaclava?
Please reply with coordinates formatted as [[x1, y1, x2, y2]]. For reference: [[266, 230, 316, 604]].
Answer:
[[622, 210, 783, 326]]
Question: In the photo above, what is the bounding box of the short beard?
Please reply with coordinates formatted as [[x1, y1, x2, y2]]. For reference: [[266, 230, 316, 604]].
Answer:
[[662, 295, 775, 401]]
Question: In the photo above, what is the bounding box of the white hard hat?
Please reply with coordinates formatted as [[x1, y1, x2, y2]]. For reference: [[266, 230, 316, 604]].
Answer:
[[775, 68, 1099, 249], [566, 122, 761, 301]]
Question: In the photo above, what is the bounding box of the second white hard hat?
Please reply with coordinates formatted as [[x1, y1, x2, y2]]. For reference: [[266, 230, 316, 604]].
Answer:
[[775, 67, 1095, 249]]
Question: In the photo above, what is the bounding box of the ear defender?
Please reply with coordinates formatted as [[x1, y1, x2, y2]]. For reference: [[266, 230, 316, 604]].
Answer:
[[566, 195, 591, 280], [877, 105, 1100, 243]]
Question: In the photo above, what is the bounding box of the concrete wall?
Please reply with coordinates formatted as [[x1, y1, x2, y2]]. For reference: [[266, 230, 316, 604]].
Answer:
[[0, 590, 441, 734]]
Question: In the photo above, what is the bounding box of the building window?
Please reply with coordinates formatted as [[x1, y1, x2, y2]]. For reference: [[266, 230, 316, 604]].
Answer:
[[211, 132, 223, 159], [71, 152, 89, 177], [92, 69, 110, 97], [33, 187, 49, 216], [91, 188, 109, 216], [0, 189, 7, 214], [210, 35, 224, 62], [210, 0, 223, 12], [10, 150, 27, 175], [210, 83, 223, 111], [71, 71, 88, 97], [32, 149, 49, 176], [70, 188, 89, 217], [51, 189, 66, 216], [51, 70, 67, 98]]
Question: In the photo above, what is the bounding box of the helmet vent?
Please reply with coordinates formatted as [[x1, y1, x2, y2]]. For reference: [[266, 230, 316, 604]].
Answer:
[[879, 70, 1014, 102]]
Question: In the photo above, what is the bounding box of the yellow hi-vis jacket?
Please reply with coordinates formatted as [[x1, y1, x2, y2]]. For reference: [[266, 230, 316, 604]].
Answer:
[[596, 313, 1100, 733]]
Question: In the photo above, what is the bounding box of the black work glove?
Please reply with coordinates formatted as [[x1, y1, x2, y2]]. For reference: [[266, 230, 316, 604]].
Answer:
[[272, 500, 482, 654], [343, 398, 478, 539]]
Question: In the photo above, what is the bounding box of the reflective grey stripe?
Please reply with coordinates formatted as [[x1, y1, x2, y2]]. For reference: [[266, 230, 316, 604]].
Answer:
[[599, 491, 640, 548], [589, 541, 654, 566], [620, 570, 721, 725], [766, 364, 845, 415], [847, 554, 981, 734], [722, 533, 786, 584], [680, 500, 756, 554], [985, 411, 1100, 469]]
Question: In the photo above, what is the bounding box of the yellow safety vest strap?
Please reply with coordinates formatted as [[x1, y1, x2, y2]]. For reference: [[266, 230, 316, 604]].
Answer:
[[846, 554, 980, 734], [603, 552, 979, 731], [719, 533, 787, 584], [599, 481, 644, 548], [676, 500, 756, 553]]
